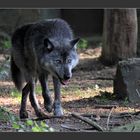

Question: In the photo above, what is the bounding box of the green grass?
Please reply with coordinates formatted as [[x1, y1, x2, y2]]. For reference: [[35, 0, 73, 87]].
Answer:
[[0, 106, 54, 132], [10, 85, 43, 100], [10, 89, 21, 102], [35, 85, 42, 94], [61, 85, 101, 99], [12, 119, 54, 132], [0, 106, 18, 122]]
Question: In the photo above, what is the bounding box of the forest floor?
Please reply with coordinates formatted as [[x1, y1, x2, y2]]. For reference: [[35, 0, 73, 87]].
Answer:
[[0, 46, 140, 132]]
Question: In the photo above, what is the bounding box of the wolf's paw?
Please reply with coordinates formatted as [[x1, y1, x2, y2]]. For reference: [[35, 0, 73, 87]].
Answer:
[[44, 96, 53, 113], [54, 102, 64, 117], [54, 107, 64, 117], [44, 100, 53, 113], [20, 110, 28, 119]]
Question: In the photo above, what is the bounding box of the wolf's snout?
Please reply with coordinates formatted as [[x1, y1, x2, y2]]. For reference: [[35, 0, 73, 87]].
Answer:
[[64, 74, 71, 80]]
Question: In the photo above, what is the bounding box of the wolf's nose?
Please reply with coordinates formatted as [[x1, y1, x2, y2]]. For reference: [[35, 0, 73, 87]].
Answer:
[[64, 75, 71, 80]]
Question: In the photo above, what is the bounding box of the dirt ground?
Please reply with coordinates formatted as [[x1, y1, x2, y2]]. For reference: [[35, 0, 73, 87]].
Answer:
[[0, 47, 140, 132]]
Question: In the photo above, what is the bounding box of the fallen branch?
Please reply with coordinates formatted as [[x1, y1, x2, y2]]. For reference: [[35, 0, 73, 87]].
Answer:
[[106, 107, 114, 130], [119, 111, 140, 117], [79, 129, 98, 132], [81, 113, 127, 119], [80, 113, 113, 118], [71, 112, 104, 131], [91, 77, 114, 80], [114, 114, 133, 118], [81, 110, 140, 119], [94, 105, 117, 109], [61, 124, 80, 131], [132, 111, 140, 116]]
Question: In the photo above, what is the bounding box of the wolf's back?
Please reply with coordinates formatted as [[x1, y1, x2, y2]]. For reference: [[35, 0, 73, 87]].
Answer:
[[11, 23, 33, 91]]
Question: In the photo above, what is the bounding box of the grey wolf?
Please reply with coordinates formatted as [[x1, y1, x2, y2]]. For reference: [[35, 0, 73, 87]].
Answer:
[[10, 19, 79, 119]]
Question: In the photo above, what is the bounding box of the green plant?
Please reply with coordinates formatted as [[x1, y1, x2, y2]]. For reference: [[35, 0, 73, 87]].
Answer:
[[123, 97, 129, 105], [0, 106, 19, 124], [1, 39, 11, 49], [77, 39, 88, 49], [10, 89, 21, 102], [0, 106, 54, 132], [12, 120, 54, 132]]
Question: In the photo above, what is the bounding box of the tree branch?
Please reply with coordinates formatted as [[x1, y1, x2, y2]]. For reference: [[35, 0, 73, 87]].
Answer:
[[71, 112, 104, 131]]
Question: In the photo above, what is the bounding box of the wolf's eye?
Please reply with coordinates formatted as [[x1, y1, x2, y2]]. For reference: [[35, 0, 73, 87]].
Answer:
[[67, 59, 72, 63], [55, 60, 62, 64]]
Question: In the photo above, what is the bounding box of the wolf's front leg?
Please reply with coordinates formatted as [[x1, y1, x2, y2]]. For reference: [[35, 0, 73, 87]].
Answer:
[[29, 79, 49, 118], [53, 77, 63, 117], [39, 73, 53, 113]]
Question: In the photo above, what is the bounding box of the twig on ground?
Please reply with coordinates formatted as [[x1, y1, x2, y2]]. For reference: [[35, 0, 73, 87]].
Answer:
[[131, 126, 136, 132], [71, 112, 104, 131], [81, 113, 113, 118], [106, 107, 114, 131], [94, 105, 117, 109], [91, 77, 114, 80], [79, 110, 140, 119], [79, 129, 98, 132], [119, 111, 140, 117], [133, 111, 140, 115]]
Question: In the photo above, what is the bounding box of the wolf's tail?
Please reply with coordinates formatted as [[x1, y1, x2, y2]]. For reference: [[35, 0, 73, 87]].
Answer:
[[10, 56, 24, 91], [11, 23, 33, 91]]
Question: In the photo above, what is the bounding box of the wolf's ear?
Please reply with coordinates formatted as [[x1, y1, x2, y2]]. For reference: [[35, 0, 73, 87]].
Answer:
[[70, 38, 80, 49], [44, 38, 54, 52]]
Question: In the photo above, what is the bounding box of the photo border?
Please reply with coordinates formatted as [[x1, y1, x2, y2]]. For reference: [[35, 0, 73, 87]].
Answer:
[[0, 0, 140, 140], [0, 0, 139, 8]]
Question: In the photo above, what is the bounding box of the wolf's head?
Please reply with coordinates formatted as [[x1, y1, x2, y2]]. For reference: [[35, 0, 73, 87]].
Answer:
[[38, 38, 79, 85]]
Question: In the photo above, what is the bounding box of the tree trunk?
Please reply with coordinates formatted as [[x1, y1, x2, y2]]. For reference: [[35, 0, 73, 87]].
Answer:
[[137, 9, 140, 56], [101, 9, 138, 65]]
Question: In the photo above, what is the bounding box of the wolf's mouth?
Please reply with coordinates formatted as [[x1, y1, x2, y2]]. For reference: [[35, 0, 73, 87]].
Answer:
[[60, 79, 69, 85], [54, 72, 70, 85]]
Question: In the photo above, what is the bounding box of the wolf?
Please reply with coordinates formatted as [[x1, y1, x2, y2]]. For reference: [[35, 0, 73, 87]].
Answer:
[[11, 19, 79, 119]]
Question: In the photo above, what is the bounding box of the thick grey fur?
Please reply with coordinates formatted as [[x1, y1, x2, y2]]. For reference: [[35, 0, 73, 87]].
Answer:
[[11, 19, 79, 119]]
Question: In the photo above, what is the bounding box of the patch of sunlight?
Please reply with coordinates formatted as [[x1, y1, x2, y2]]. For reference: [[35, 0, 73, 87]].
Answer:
[[0, 81, 14, 86], [114, 107, 140, 114], [0, 97, 20, 106], [61, 86, 99, 99], [79, 47, 101, 60]]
